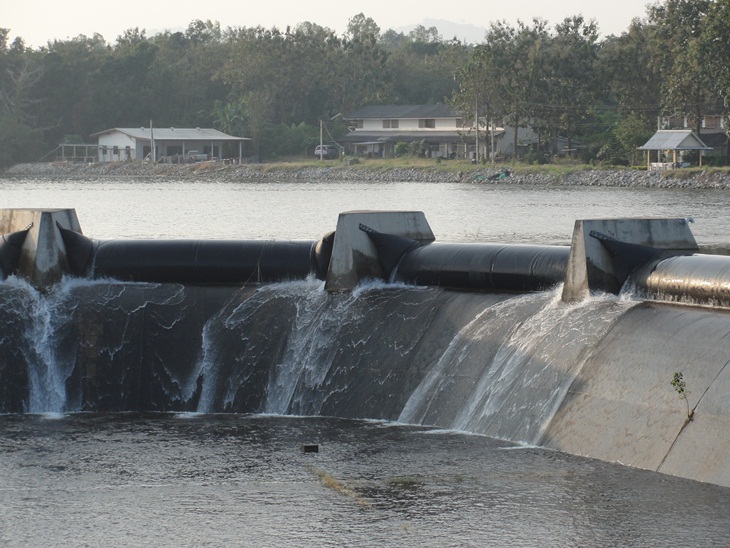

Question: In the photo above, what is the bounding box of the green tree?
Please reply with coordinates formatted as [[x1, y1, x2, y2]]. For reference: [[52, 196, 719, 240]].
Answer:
[[385, 29, 465, 104], [335, 14, 391, 113], [35, 33, 108, 147], [598, 112, 654, 165], [0, 30, 46, 165], [89, 29, 159, 129], [539, 16, 601, 154], [598, 19, 662, 128], [702, 0, 730, 163], [458, 19, 549, 158], [649, 0, 713, 134], [150, 20, 228, 127]]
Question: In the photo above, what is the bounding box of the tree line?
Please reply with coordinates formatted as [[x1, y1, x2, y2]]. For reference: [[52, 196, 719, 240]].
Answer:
[[1, 1, 729, 168]]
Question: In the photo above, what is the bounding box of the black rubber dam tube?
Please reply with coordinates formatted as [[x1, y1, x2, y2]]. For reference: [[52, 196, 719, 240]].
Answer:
[[393, 242, 570, 291], [90, 239, 321, 285], [629, 254, 730, 307]]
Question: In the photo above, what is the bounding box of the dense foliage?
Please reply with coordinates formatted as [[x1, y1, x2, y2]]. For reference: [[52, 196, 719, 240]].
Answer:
[[1, 2, 729, 167]]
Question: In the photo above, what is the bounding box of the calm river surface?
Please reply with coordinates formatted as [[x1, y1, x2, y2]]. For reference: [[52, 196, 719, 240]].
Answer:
[[2, 414, 730, 547], [2, 177, 730, 246], [1, 176, 730, 546]]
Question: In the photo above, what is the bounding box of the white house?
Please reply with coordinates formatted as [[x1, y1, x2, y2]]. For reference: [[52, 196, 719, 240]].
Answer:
[[91, 127, 251, 163], [342, 104, 469, 158], [342, 104, 542, 160]]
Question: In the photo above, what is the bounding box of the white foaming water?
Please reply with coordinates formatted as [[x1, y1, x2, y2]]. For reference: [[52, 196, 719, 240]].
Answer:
[[2, 276, 187, 413], [3, 276, 84, 413], [398, 290, 551, 425], [400, 286, 639, 443], [194, 278, 329, 413], [263, 284, 336, 414], [264, 279, 401, 415], [454, 290, 638, 443]]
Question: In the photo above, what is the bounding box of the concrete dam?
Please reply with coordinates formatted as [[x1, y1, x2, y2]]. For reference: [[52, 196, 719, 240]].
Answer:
[[1, 208, 729, 488]]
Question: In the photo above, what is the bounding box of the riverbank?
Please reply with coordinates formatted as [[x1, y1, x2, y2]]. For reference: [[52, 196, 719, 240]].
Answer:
[[4, 160, 730, 189]]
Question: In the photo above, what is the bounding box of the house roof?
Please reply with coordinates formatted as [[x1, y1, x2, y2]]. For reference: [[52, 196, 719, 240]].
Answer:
[[699, 132, 728, 149], [638, 130, 712, 151], [346, 104, 460, 120], [90, 128, 250, 141]]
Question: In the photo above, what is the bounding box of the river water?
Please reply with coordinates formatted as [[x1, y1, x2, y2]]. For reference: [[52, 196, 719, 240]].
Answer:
[[2, 414, 730, 547], [1, 175, 730, 546], [2, 177, 730, 245]]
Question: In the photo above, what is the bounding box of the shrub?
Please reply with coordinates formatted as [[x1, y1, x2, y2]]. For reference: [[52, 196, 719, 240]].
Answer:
[[395, 142, 410, 157]]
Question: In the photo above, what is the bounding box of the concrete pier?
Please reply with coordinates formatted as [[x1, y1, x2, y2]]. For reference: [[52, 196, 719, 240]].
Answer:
[[0, 209, 81, 288], [324, 211, 435, 292], [561, 218, 698, 302]]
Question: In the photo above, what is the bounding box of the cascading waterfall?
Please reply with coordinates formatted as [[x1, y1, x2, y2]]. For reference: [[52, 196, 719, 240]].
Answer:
[[0, 276, 192, 413], [2, 274, 640, 432], [193, 279, 443, 416], [398, 290, 552, 427], [194, 279, 330, 413], [399, 287, 639, 443], [263, 279, 344, 415], [5, 267, 724, 484], [3, 207, 728, 488], [2, 276, 86, 413], [451, 291, 638, 443], [272, 281, 442, 416]]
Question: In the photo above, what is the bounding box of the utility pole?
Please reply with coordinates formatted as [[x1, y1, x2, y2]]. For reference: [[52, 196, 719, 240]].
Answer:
[[475, 95, 479, 164], [319, 119, 323, 161], [150, 120, 155, 162]]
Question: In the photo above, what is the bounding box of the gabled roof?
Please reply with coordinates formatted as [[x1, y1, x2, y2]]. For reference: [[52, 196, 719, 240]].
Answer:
[[639, 130, 712, 151], [346, 103, 460, 120], [90, 128, 250, 141]]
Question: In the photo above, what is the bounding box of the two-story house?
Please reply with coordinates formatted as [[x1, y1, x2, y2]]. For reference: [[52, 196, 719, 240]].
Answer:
[[341, 104, 542, 160], [342, 104, 473, 159]]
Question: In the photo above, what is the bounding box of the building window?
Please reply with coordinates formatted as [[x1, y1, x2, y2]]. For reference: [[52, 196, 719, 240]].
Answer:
[[383, 119, 399, 129], [113, 146, 119, 155], [703, 115, 722, 129], [351, 120, 363, 129], [419, 119, 436, 128]]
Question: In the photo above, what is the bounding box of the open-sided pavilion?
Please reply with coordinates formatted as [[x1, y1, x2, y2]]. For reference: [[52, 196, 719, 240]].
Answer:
[[638, 129, 713, 171]]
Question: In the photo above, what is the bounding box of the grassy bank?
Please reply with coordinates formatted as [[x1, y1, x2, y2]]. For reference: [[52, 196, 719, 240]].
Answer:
[[4, 158, 730, 189], [240, 156, 730, 178]]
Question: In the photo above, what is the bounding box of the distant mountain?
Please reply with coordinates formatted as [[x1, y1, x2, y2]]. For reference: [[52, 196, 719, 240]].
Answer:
[[394, 18, 487, 44]]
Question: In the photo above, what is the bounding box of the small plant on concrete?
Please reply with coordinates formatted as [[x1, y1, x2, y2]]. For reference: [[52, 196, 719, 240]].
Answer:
[[671, 372, 694, 421]]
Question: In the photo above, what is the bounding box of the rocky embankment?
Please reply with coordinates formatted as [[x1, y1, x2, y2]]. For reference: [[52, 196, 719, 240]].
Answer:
[[4, 161, 730, 189]]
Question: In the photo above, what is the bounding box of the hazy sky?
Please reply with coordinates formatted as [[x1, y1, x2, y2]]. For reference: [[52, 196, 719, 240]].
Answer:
[[5, 0, 650, 47]]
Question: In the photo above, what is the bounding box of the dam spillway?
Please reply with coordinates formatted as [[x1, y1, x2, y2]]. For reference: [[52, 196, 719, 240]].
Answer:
[[0, 208, 729, 488]]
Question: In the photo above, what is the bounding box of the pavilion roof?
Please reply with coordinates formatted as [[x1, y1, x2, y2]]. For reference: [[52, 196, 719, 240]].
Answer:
[[638, 130, 712, 151]]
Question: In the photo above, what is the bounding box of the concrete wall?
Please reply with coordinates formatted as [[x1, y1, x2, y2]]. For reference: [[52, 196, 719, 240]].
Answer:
[[541, 302, 730, 487], [97, 133, 137, 161]]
